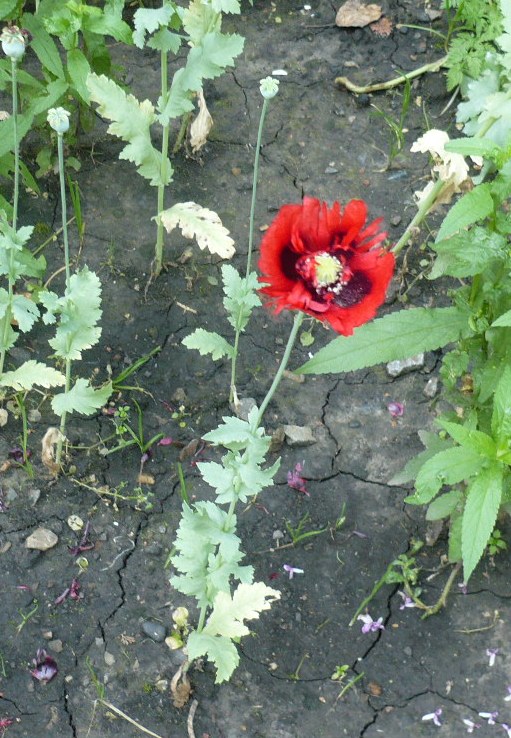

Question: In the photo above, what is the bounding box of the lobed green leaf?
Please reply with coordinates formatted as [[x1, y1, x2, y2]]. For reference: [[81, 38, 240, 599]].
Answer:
[[429, 227, 506, 280], [0, 360, 65, 390], [435, 184, 494, 243], [52, 378, 112, 416], [182, 328, 234, 360]]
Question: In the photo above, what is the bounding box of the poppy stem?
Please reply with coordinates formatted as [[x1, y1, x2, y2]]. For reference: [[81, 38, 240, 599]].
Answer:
[[392, 178, 446, 256], [246, 97, 270, 278], [257, 312, 304, 425]]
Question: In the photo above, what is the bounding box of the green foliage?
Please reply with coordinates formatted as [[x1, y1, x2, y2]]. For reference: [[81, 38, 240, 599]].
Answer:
[[443, 0, 503, 90], [86, 74, 172, 188], [222, 266, 261, 332], [298, 307, 470, 375], [0, 360, 64, 390], [187, 582, 279, 683], [41, 267, 103, 360], [429, 227, 506, 279], [182, 328, 234, 361], [462, 464, 503, 581], [52, 377, 112, 416]]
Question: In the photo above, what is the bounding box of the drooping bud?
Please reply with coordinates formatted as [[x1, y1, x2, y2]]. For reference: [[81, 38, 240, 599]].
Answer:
[[1, 25, 26, 61], [47, 107, 71, 134]]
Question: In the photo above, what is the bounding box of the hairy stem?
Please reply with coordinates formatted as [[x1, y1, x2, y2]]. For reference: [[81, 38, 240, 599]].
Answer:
[[154, 50, 169, 278], [12, 58, 19, 231]]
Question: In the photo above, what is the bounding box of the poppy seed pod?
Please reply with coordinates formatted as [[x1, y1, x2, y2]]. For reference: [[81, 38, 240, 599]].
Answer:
[[1, 25, 26, 61]]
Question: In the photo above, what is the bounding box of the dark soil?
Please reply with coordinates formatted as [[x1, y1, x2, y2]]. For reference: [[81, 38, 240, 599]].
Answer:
[[2, 2, 511, 737]]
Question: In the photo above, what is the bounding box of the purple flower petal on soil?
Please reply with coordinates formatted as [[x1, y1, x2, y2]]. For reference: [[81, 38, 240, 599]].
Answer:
[[478, 711, 498, 725], [422, 708, 442, 727], [387, 401, 404, 418], [287, 462, 309, 496], [398, 591, 416, 609], [505, 686, 511, 702], [0, 718, 14, 730], [502, 724, 511, 737], [357, 613, 385, 634], [30, 649, 58, 684], [283, 564, 304, 579], [462, 718, 480, 733], [157, 436, 173, 446], [458, 582, 468, 594], [8, 446, 31, 464], [486, 648, 499, 667], [55, 578, 81, 605], [68, 521, 94, 556]]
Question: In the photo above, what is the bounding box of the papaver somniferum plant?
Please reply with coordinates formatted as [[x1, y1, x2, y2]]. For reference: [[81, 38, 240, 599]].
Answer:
[[299, 0, 511, 600], [168, 77, 395, 688]]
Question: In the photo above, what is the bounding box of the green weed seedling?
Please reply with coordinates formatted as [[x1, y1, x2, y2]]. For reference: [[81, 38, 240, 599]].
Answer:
[[285, 512, 328, 546], [487, 528, 507, 557], [15, 599, 38, 634], [103, 400, 163, 457], [371, 75, 411, 163]]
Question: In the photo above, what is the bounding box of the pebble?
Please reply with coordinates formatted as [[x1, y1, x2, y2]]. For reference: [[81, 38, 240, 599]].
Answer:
[[386, 354, 425, 377], [25, 528, 58, 551], [49, 639, 63, 653], [27, 489, 41, 506], [104, 651, 116, 666], [145, 542, 163, 556], [141, 620, 167, 643], [282, 424, 316, 447], [423, 376, 439, 398], [390, 215, 402, 227], [403, 646, 413, 657], [324, 166, 339, 174]]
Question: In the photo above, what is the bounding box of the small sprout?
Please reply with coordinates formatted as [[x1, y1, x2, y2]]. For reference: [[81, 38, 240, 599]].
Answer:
[[1, 25, 26, 61], [486, 648, 499, 667], [172, 606, 189, 629], [478, 711, 498, 725], [357, 613, 384, 634], [422, 708, 442, 727], [331, 664, 349, 681], [165, 635, 183, 651], [30, 648, 58, 683], [47, 107, 70, 135], [283, 564, 304, 580], [259, 76, 280, 99]]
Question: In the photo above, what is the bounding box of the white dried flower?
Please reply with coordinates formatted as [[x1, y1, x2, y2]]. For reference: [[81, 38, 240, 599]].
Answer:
[[47, 107, 71, 134], [260, 76, 280, 99]]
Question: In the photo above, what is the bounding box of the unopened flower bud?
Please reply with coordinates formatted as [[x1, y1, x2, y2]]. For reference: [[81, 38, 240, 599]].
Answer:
[[172, 606, 189, 628], [47, 107, 70, 134], [1, 25, 26, 61], [259, 76, 279, 99]]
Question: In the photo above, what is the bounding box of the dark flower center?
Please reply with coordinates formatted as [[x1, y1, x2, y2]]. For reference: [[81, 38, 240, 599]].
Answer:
[[295, 251, 345, 294]]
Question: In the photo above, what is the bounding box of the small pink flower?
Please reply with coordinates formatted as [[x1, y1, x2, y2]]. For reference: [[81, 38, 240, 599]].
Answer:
[[478, 711, 498, 725], [357, 613, 384, 634], [283, 564, 304, 579], [462, 718, 480, 733], [422, 708, 442, 727], [30, 649, 58, 684], [158, 436, 173, 446], [486, 648, 499, 667]]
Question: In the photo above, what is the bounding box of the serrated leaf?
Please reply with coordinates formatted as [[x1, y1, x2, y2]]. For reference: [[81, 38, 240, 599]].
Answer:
[[462, 464, 503, 581], [158, 68, 195, 123], [426, 490, 462, 521], [0, 360, 65, 390], [84, 0, 133, 44], [298, 307, 469, 375], [437, 419, 496, 458], [492, 309, 511, 327], [222, 265, 260, 331], [67, 48, 91, 103], [211, 0, 241, 11], [429, 228, 506, 279], [87, 73, 172, 187], [406, 446, 485, 506], [182, 328, 234, 360], [147, 27, 181, 53], [444, 137, 501, 159], [186, 632, 239, 684], [492, 366, 511, 446], [52, 378, 112, 416], [435, 184, 494, 243], [11, 294, 39, 332], [160, 202, 235, 258], [448, 512, 463, 563], [132, 4, 173, 48], [180, 31, 244, 92], [182, 0, 220, 45], [203, 414, 253, 448], [390, 433, 453, 486], [0, 0, 18, 19], [22, 13, 65, 79]]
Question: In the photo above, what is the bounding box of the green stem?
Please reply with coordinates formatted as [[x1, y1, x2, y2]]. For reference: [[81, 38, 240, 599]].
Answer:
[[392, 178, 445, 256], [256, 312, 304, 425], [196, 604, 207, 633], [55, 134, 71, 469], [0, 60, 20, 376], [335, 55, 447, 95], [246, 97, 269, 278], [154, 50, 169, 278], [12, 58, 19, 231]]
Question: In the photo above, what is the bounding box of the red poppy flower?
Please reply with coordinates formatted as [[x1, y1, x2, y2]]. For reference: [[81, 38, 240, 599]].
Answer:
[[258, 197, 394, 336]]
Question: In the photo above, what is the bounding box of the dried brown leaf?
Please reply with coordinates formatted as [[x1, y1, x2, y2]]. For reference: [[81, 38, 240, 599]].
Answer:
[[137, 472, 155, 486], [336, 0, 382, 27], [189, 89, 213, 154], [370, 16, 393, 37], [41, 427, 64, 475]]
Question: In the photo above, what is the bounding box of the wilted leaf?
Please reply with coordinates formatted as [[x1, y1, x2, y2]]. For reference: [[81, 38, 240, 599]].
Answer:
[[370, 16, 392, 36], [189, 89, 214, 153], [41, 427, 64, 475], [336, 0, 382, 28], [160, 202, 235, 259], [137, 472, 155, 485]]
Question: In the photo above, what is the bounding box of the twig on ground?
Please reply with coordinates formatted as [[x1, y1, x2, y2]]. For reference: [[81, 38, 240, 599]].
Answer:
[[187, 699, 199, 738], [335, 56, 447, 94], [97, 698, 166, 738]]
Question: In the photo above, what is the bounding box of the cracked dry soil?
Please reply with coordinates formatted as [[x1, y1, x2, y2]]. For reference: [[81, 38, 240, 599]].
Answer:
[[2, 1, 511, 737]]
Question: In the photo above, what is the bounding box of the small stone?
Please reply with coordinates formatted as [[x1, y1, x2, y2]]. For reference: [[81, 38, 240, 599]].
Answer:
[[104, 651, 115, 666], [141, 620, 167, 643], [145, 542, 163, 556], [95, 637, 104, 647], [235, 397, 257, 421], [67, 515, 84, 531], [27, 489, 41, 507], [386, 354, 425, 377], [390, 215, 402, 227], [155, 679, 169, 693], [269, 427, 286, 454], [42, 631, 53, 640], [25, 528, 58, 551], [324, 166, 338, 174], [403, 646, 412, 657], [49, 639, 63, 653], [28, 408, 41, 423], [423, 377, 439, 398], [282, 424, 316, 447]]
